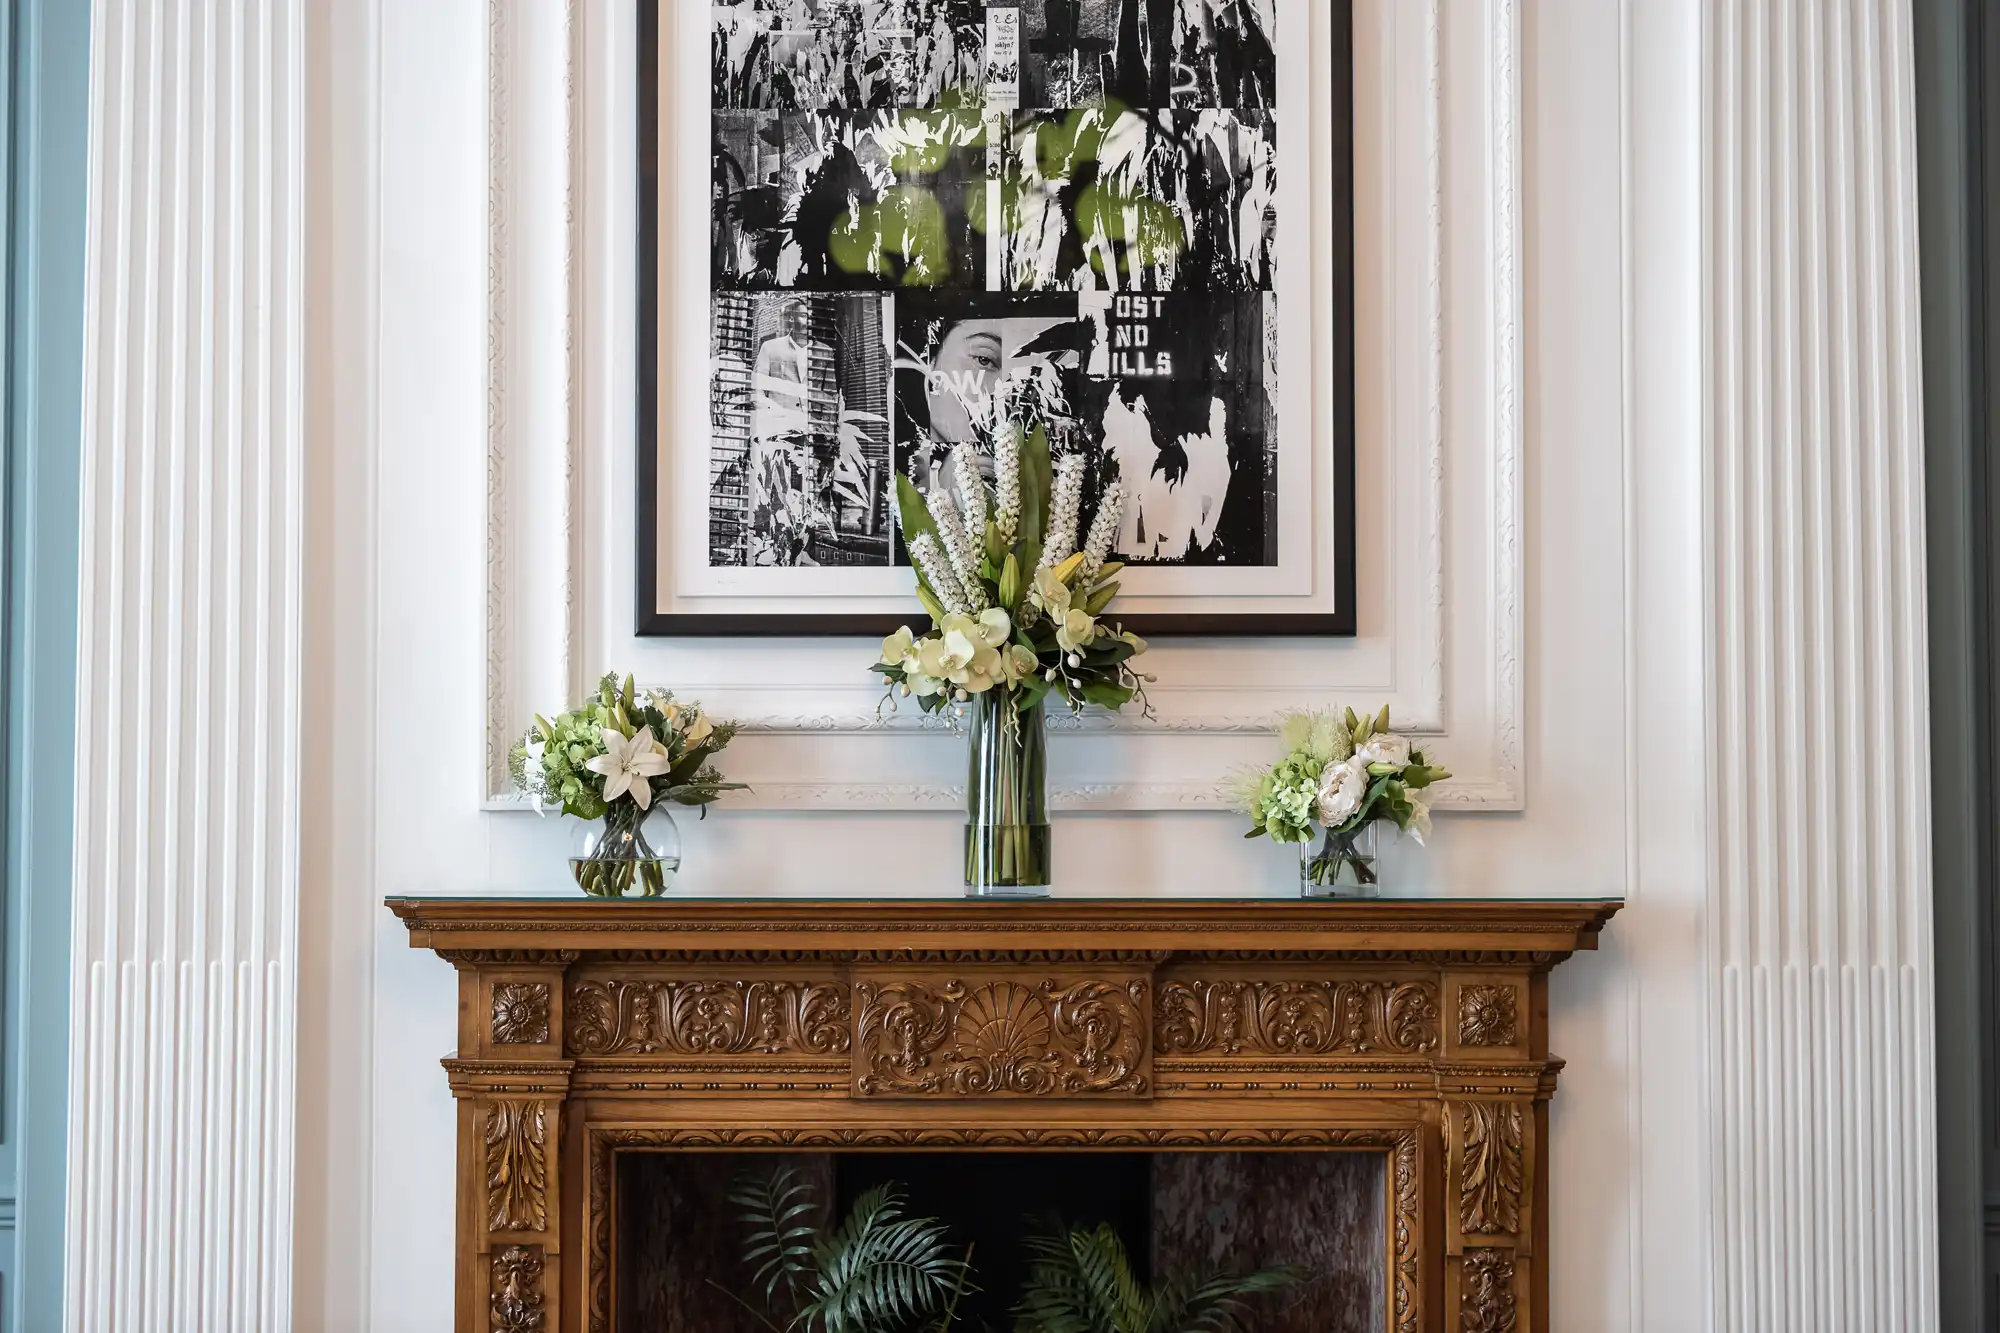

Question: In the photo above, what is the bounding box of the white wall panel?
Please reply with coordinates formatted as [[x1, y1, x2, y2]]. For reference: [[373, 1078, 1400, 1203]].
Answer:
[[66, 0, 305, 1328], [1705, 0, 1938, 1326]]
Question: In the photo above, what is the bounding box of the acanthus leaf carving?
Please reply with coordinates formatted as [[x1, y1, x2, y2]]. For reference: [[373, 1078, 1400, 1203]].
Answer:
[[484, 1100, 550, 1233], [855, 979, 1149, 1098], [1155, 980, 1442, 1056], [1457, 985, 1519, 1046], [1459, 1248, 1518, 1333], [490, 1244, 546, 1333], [491, 982, 552, 1045], [565, 979, 850, 1057], [1455, 1101, 1525, 1236]]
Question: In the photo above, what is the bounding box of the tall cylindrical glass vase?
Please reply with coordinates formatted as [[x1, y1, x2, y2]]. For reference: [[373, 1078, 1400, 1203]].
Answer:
[[963, 692, 1050, 897]]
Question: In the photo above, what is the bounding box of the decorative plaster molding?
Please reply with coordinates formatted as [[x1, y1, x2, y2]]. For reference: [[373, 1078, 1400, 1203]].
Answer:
[[1704, 0, 1938, 1325], [66, 0, 307, 1324], [484, 0, 1523, 811]]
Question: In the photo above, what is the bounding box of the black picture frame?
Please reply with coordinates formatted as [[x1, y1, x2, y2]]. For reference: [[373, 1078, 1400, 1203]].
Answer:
[[637, 0, 1355, 638]]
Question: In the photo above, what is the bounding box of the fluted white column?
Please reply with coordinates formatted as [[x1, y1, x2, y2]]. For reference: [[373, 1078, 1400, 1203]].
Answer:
[[66, 1, 305, 1329], [1706, 0, 1937, 1327]]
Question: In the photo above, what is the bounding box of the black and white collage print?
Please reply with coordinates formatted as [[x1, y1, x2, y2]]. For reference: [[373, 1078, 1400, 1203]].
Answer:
[[709, 0, 1280, 570]]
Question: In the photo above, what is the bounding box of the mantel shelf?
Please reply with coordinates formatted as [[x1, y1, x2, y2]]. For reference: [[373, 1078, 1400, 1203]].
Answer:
[[387, 895, 1622, 959]]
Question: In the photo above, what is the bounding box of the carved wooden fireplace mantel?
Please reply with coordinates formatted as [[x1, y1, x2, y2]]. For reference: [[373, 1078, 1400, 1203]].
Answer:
[[388, 895, 1622, 1333]]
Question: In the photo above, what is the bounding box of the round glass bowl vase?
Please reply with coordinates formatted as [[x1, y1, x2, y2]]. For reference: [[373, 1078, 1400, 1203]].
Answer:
[[570, 801, 681, 898]]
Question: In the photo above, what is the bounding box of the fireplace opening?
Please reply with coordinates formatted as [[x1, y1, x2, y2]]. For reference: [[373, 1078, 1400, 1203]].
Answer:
[[616, 1149, 1386, 1332]]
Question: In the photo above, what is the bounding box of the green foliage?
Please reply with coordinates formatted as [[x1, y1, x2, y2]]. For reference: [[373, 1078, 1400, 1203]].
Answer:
[[508, 672, 744, 819], [724, 1167, 975, 1333], [1012, 1221, 1298, 1333]]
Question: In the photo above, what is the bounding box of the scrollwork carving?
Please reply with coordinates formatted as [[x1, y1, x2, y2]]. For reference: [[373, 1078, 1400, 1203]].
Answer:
[[854, 979, 1148, 1097], [484, 1100, 549, 1233], [565, 979, 850, 1057], [1155, 980, 1441, 1056], [1455, 1101, 1525, 1236], [1460, 1249, 1518, 1333], [1457, 985, 1519, 1046], [491, 982, 551, 1045], [490, 1244, 546, 1333]]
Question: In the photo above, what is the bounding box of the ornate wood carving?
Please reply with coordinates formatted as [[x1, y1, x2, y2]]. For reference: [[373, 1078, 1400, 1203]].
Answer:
[[491, 982, 552, 1045], [1155, 979, 1441, 1056], [1458, 984, 1519, 1046], [490, 1244, 546, 1333], [1455, 1101, 1526, 1236], [1460, 1249, 1518, 1333], [854, 978, 1149, 1097], [565, 978, 850, 1056], [390, 894, 1621, 1333], [483, 1100, 549, 1233]]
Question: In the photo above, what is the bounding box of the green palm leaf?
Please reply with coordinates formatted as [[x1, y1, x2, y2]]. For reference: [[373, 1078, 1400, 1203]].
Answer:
[[802, 1184, 968, 1333], [1013, 1220, 1298, 1333], [729, 1167, 821, 1310]]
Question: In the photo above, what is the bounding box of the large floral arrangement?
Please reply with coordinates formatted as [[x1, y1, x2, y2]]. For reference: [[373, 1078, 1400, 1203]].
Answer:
[[1231, 707, 1448, 887], [509, 673, 743, 820], [872, 427, 1151, 715]]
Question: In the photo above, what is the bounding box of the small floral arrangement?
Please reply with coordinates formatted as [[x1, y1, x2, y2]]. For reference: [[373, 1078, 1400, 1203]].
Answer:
[[509, 673, 743, 819], [1230, 707, 1449, 890], [871, 426, 1151, 715]]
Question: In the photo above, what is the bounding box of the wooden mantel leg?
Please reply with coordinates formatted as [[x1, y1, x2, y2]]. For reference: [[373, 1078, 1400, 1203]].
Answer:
[[1444, 1096, 1535, 1333], [441, 953, 578, 1332]]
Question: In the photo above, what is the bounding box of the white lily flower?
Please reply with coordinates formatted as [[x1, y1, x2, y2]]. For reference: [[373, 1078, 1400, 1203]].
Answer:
[[683, 712, 713, 748], [1405, 791, 1433, 845], [585, 726, 670, 809]]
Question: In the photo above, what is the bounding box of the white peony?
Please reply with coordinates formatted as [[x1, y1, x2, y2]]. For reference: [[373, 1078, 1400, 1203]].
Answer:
[[1316, 754, 1371, 828], [1359, 732, 1412, 769]]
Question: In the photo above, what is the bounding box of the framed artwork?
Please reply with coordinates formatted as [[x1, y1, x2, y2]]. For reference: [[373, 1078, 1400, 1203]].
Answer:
[[638, 0, 1354, 636]]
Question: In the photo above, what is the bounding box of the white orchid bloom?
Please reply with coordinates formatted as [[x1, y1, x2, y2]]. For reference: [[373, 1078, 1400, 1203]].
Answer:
[[938, 627, 979, 676], [585, 726, 670, 809], [881, 625, 917, 668], [1056, 608, 1097, 654], [1029, 566, 1072, 618], [973, 607, 1012, 649]]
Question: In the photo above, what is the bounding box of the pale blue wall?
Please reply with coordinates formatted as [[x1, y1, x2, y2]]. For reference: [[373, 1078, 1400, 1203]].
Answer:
[[0, 0, 86, 1326]]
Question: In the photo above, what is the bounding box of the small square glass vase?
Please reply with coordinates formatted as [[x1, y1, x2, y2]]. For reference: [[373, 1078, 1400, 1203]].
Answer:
[[1300, 823, 1380, 899]]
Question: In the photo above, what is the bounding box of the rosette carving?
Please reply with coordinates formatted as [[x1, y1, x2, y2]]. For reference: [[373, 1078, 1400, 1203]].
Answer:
[[565, 979, 850, 1056], [483, 1100, 549, 1232], [1460, 1249, 1518, 1333], [855, 978, 1149, 1097], [490, 982, 551, 1045], [490, 1244, 546, 1333], [1155, 979, 1441, 1055], [1455, 1101, 1525, 1235], [1457, 985, 1519, 1046]]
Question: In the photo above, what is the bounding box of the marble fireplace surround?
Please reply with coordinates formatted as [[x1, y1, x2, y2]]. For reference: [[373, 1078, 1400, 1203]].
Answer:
[[388, 896, 1622, 1333]]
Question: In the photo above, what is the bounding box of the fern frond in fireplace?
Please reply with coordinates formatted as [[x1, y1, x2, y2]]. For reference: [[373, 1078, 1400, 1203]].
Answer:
[[1012, 1220, 1299, 1333], [722, 1165, 977, 1333]]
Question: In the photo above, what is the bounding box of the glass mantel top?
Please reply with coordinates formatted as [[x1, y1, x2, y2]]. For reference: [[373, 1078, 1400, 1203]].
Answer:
[[387, 893, 1623, 906]]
